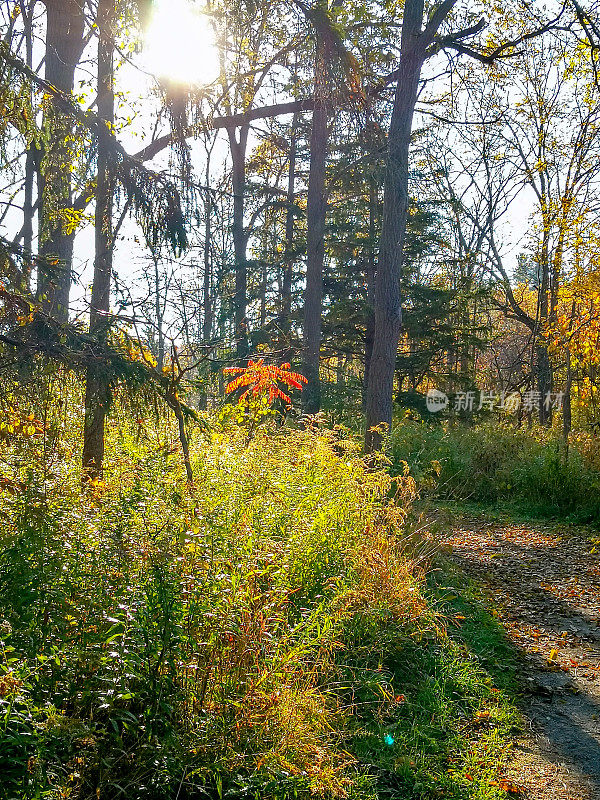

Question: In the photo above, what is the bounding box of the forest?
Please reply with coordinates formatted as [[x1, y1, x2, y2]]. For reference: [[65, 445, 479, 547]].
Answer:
[[2, 0, 600, 798]]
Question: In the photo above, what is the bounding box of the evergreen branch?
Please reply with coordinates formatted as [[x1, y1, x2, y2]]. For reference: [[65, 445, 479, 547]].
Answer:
[[0, 41, 187, 254]]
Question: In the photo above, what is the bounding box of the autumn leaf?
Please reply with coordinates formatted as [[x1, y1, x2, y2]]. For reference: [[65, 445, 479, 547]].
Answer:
[[490, 778, 523, 795], [224, 360, 307, 406]]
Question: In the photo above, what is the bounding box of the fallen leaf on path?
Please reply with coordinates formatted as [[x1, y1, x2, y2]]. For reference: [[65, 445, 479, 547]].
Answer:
[[490, 778, 523, 795]]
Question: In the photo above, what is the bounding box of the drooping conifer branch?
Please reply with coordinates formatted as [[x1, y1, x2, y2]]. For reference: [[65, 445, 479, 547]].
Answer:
[[0, 41, 188, 256]]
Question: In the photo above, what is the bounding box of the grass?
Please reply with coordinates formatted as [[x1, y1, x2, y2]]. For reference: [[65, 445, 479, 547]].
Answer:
[[391, 419, 600, 525], [338, 546, 524, 800], [0, 384, 527, 799], [416, 498, 565, 531]]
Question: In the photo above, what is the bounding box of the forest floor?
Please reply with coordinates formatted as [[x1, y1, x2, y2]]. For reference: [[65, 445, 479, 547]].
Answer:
[[434, 507, 600, 800]]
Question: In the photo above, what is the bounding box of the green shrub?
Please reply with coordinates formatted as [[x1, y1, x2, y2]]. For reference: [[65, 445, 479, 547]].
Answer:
[[391, 419, 600, 522]]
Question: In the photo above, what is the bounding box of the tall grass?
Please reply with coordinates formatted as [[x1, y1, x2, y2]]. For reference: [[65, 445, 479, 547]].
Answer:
[[391, 419, 600, 522], [0, 385, 525, 800], [0, 405, 426, 799]]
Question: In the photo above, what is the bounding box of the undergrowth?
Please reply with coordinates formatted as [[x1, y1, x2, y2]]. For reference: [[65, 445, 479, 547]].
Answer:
[[391, 420, 600, 524], [0, 392, 522, 799]]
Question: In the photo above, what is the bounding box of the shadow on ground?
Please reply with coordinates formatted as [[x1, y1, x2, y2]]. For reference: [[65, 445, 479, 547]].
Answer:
[[433, 511, 600, 800]]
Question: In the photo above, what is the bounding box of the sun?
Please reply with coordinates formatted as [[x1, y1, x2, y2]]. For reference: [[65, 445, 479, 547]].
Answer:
[[143, 0, 219, 87]]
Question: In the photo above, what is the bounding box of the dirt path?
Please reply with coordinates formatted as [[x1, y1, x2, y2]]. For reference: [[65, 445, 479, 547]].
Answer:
[[438, 514, 600, 800]]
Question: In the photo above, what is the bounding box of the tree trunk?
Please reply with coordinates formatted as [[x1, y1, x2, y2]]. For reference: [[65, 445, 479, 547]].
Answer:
[[22, 148, 37, 285], [363, 178, 377, 410], [37, 0, 85, 321], [562, 298, 577, 448], [21, 1, 36, 285], [166, 384, 194, 484], [203, 185, 213, 343], [153, 255, 165, 371], [536, 234, 552, 426], [82, 0, 114, 479], [536, 342, 552, 425], [259, 258, 267, 328], [302, 50, 328, 414], [364, 0, 425, 451], [563, 347, 572, 443], [228, 126, 249, 360], [199, 169, 213, 412], [280, 115, 298, 360], [363, 287, 375, 410]]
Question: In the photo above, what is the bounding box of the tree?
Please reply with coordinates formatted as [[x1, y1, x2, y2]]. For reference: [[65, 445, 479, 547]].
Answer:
[[302, 24, 329, 413], [364, 0, 567, 450], [36, 0, 86, 321], [206, 0, 299, 359], [437, 33, 600, 425], [82, 0, 116, 479], [365, 0, 459, 450]]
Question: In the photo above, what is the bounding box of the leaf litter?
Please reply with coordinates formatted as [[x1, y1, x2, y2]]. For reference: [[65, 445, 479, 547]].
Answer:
[[438, 513, 600, 800]]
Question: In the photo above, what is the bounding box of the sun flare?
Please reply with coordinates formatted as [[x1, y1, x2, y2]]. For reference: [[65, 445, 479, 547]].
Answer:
[[143, 0, 219, 87]]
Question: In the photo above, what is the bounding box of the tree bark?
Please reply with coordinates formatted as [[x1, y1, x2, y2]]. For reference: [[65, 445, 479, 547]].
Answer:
[[203, 183, 213, 343], [228, 126, 249, 360], [37, 0, 85, 321], [21, 1, 37, 285], [536, 230, 552, 426], [363, 177, 377, 410], [280, 114, 298, 359], [82, 0, 115, 480], [302, 46, 328, 415], [364, 0, 426, 450]]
